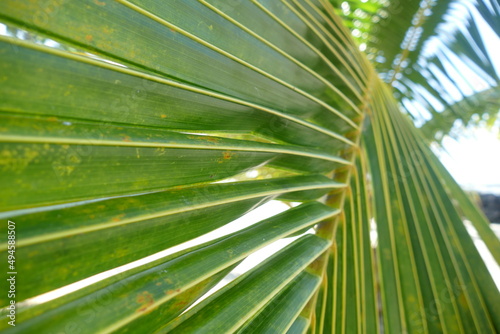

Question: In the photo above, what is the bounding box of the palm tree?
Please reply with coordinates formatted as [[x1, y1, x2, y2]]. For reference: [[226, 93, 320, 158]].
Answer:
[[0, 0, 498, 333]]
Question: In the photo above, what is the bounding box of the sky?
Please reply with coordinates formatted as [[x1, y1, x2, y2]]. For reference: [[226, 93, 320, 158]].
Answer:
[[435, 125, 500, 194]]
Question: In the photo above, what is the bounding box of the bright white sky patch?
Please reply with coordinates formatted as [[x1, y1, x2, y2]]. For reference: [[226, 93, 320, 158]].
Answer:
[[434, 125, 500, 194]]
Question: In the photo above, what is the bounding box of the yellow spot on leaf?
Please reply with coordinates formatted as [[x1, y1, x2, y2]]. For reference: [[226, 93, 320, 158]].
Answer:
[[218, 151, 233, 163], [0, 148, 39, 172], [190, 135, 220, 144], [111, 213, 125, 222], [136, 291, 155, 313], [204, 137, 220, 143], [102, 26, 114, 34]]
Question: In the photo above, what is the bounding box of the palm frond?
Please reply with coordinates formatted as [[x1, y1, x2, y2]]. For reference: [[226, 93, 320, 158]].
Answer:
[[0, 0, 498, 333]]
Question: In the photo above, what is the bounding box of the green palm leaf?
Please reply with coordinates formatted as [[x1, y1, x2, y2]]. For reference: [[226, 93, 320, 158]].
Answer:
[[0, 0, 498, 333]]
